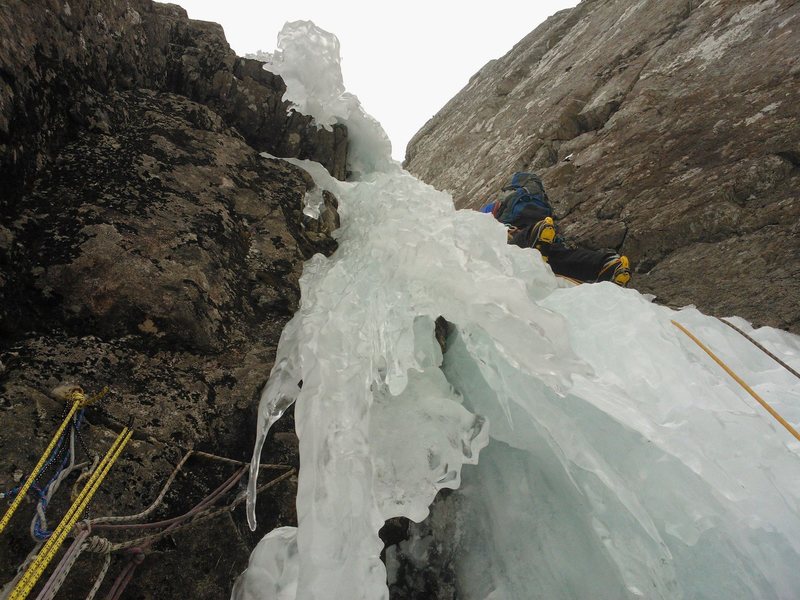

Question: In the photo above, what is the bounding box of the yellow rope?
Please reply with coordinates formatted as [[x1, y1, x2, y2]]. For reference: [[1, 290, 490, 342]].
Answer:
[[0, 387, 108, 535], [9, 426, 132, 600], [0, 394, 86, 535], [671, 320, 800, 444]]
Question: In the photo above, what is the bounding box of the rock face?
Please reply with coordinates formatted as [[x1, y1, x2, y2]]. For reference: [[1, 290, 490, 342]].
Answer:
[[0, 1, 340, 598], [405, 0, 800, 333], [0, 0, 347, 200]]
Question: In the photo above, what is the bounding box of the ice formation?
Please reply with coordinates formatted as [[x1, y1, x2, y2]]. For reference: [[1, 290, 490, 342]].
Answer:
[[256, 21, 393, 178], [235, 21, 800, 600]]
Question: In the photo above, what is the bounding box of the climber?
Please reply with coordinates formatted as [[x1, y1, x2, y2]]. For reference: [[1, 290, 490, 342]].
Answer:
[[480, 172, 631, 286]]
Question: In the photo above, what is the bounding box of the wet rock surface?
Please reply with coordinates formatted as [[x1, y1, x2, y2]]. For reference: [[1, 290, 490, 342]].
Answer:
[[0, 1, 340, 597], [406, 0, 800, 333], [382, 492, 460, 600]]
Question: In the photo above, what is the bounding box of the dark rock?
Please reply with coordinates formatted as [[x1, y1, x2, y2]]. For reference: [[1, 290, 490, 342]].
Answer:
[[384, 490, 460, 600], [0, 1, 343, 598], [1, 89, 331, 350], [0, 0, 348, 205], [406, 0, 800, 333]]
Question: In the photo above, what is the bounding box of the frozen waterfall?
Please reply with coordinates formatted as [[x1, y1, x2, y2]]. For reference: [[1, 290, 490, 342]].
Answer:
[[234, 21, 800, 600]]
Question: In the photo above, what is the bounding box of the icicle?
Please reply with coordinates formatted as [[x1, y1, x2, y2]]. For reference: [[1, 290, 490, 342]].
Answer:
[[246, 319, 302, 531]]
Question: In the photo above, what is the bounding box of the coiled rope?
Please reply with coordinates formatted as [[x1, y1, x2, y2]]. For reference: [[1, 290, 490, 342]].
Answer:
[[96, 464, 294, 600], [0, 392, 102, 597], [24, 449, 293, 600], [31, 526, 91, 600], [1, 392, 84, 535], [672, 320, 800, 443], [1, 388, 105, 537], [31, 411, 94, 541], [83, 554, 111, 600], [8, 425, 132, 600], [102, 467, 295, 551]]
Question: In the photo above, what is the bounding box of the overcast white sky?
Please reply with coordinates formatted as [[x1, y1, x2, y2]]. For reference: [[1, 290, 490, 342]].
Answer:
[[173, 1, 580, 161]]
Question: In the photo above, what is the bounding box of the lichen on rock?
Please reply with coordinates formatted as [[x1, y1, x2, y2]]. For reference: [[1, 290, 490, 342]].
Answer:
[[0, 1, 346, 597]]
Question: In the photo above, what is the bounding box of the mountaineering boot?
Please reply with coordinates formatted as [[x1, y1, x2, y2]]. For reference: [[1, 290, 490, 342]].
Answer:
[[529, 217, 556, 248], [598, 254, 631, 287], [613, 255, 631, 286]]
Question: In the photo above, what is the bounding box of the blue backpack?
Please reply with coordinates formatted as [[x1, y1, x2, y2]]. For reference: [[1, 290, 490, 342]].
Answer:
[[496, 172, 552, 227]]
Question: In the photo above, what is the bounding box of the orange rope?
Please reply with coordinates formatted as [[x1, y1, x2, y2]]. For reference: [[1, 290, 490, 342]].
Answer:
[[672, 320, 800, 443]]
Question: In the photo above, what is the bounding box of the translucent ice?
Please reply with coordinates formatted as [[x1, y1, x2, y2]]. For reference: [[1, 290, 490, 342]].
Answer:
[[240, 162, 573, 598], [232, 527, 299, 600], [443, 289, 800, 599], [236, 20, 800, 600], [261, 21, 394, 178]]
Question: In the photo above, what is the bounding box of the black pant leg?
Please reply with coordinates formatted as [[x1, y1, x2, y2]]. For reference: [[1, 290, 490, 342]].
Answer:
[[509, 224, 535, 248], [542, 242, 610, 282]]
